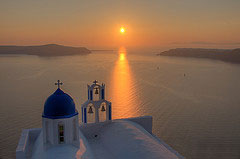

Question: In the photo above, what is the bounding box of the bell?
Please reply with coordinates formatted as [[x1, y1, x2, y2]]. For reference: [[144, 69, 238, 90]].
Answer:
[[95, 88, 99, 94], [101, 105, 106, 111], [88, 106, 93, 114]]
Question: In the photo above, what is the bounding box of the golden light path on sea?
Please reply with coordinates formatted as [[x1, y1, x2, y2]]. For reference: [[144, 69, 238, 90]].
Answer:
[[110, 47, 139, 119]]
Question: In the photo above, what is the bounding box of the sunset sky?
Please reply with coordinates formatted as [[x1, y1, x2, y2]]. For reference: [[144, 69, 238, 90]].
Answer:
[[1, 0, 240, 49]]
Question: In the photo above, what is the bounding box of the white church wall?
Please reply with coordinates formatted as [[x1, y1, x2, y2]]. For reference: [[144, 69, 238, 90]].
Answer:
[[42, 115, 79, 149], [79, 116, 152, 139], [124, 116, 153, 134], [16, 129, 29, 159], [16, 128, 41, 159]]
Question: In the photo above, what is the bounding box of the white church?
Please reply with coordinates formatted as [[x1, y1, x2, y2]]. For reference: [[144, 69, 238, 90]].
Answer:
[[16, 80, 183, 159]]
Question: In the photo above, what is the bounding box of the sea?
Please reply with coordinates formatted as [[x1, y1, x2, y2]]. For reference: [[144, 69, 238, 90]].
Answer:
[[0, 48, 240, 159]]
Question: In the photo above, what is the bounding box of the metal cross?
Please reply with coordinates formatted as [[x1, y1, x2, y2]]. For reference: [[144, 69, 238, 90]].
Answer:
[[93, 80, 98, 84], [55, 80, 63, 88]]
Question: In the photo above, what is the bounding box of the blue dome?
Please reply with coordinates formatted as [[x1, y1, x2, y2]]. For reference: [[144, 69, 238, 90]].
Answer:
[[42, 88, 78, 119]]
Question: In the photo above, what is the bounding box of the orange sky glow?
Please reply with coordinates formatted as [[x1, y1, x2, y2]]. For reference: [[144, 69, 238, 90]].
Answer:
[[0, 0, 240, 49]]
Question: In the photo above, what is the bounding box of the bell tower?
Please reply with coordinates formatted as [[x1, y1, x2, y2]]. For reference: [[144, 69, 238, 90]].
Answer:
[[81, 80, 112, 123]]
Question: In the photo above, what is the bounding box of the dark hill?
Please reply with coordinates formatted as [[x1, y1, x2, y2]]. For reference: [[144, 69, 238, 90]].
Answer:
[[158, 48, 240, 63], [0, 44, 91, 56]]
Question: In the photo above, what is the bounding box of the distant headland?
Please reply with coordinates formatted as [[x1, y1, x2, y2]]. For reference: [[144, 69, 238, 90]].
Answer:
[[0, 44, 91, 56], [157, 48, 240, 63]]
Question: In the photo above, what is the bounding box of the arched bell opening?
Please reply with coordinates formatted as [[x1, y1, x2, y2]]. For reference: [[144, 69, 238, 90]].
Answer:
[[93, 86, 100, 101], [99, 102, 107, 122], [87, 104, 95, 123]]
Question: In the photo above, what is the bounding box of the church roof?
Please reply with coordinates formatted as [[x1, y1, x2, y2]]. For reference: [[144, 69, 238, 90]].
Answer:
[[29, 118, 182, 159], [42, 88, 78, 119]]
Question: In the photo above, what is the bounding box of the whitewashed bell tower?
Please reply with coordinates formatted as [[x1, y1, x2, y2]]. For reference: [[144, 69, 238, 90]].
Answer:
[[81, 80, 112, 123]]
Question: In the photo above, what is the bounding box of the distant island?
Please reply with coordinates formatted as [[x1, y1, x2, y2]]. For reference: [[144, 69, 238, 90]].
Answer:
[[0, 44, 91, 56], [90, 49, 115, 52], [158, 48, 240, 63]]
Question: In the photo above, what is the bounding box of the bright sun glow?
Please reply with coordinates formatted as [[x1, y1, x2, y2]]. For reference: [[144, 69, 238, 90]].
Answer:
[[120, 27, 125, 33]]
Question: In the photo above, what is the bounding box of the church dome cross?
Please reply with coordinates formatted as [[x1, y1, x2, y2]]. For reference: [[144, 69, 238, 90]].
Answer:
[[55, 80, 63, 89]]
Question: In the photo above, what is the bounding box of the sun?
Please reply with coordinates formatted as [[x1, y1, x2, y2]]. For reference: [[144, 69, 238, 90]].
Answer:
[[120, 27, 125, 34]]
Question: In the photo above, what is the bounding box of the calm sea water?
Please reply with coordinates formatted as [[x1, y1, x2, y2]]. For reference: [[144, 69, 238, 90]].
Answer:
[[0, 49, 240, 159]]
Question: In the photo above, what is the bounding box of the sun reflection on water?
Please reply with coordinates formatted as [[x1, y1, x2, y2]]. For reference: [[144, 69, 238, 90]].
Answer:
[[110, 47, 139, 119]]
